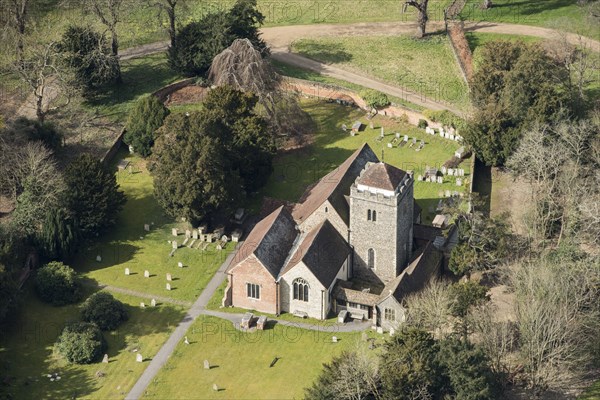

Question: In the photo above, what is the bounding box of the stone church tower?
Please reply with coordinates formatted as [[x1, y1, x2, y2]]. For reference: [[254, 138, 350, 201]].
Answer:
[[349, 162, 414, 284]]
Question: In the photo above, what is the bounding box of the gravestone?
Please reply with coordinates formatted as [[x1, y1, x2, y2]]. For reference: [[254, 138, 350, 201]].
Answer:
[[192, 230, 199, 240], [184, 336, 190, 345], [102, 354, 109, 363], [136, 354, 143, 363], [369, 121, 374, 129], [178, 262, 183, 268], [125, 268, 130, 275], [166, 273, 172, 281], [404, 135, 408, 142], [441, 166, 447, 174], [412, 137, 417, 144], [395, 132, 400, 138], [332, 336, 338, 343], [140, 302, 145, 308], [204, 360, 210, 370], [417, 175, 422, 182], [387, 143, 392, 148], [437, 176, 443, 184], [362, 332, 368, 341], [96, 255, 102, 262], [445, 190, 451, 197], [456, 178, 463, 186], [185, 230, 191, 239], [380, 127, 384, 137], [144, 224, 150, 232], [151, 298, 156, 307], [166, 283, 171, 291], [144, 270, 150, 278], [447, 168, 454, 176], [172, 228, 178, 236], [389, 328, 395, 336], [342, 124, 347, 131], [376, 327, 383, 334], [172, 241, 178, 250], [212, 384, 219, 392], [449, 134, 455, 141]]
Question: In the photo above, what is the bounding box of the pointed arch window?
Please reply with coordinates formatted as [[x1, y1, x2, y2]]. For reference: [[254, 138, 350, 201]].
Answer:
[[372, 210, 377, 222], [368, 248, 375, 269], [293, 278, 309, 302], [367, 209, 372, 221]]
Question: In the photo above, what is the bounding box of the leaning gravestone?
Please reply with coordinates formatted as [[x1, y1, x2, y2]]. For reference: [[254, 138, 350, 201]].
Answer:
[[172, 228, 178, 236], [125, 268, 130, 275], [204, 360, 210, 370], [166, 283, 171, 291], [172, 241, 178, 250], [177, 262, 183, 268], [166, 273, 172, 281], [144, 270, 150, 278], [151, 298, 156, 307], [102, 354, 109, 363], [136, 354, 143, 363], [140, 302, 145, 308]]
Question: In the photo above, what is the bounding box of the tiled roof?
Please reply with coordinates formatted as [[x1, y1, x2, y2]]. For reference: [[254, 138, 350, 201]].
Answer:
[[333, 280, 381, 306], [292, 143, 378, 225], [379, 242, 443, 304], [227, 206, 297, 278], [280, 220, 350, 288], [357, 162, 407, 191]]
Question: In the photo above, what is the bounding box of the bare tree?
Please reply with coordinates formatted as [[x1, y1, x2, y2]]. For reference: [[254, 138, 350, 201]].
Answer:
[[404, 0, 430, 38], [148, 0, 188, 47], [330, 344, 381, 400], [511, 255, 600, 394], [404, 279, 453, 339], [1, 0, 29, 63], [87, 0, 124, 81], [11, 42, 72, 123], [209, 38, 313, 139]]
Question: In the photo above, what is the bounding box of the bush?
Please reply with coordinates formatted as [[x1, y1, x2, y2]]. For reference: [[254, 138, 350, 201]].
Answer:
[[81, 291, 128, 330], [11, 117, 62, 151], [124, 95, 170, 157], [422, 109, 465, 129], [418, 119, 428, 128], [35, 262, 81, 306], [360, 89, 390, 110], [55, 322, 106, 364]]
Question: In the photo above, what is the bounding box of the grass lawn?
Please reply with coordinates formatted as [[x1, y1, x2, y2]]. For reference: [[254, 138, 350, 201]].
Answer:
[[460, 0, 600, 41], [82, 53, 181, 123], [0, 284, 185, 400], [140, 315, 375, 399], [250, 100, 470, 223], [69, 150, 233, 303], [581, 380, 600, 399], [291, 34, 471, 110]]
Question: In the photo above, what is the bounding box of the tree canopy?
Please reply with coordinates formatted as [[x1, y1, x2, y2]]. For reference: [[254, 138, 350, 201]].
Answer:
[[55, 322, 106, 364], [124, 95, 170, 157], [81, 291, 128, 331], [34, 261, 81, 306], [150, 86, 274, 223]]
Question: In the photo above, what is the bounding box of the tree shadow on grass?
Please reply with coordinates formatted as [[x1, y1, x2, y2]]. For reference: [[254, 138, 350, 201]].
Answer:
[[293, 42, 353, 64]]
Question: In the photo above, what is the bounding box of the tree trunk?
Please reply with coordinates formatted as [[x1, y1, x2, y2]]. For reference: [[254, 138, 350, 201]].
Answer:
[[110, 28, 123, 83], [168, 4, 176, 47], [35, 94, 45, 123], [483, 0, 493, 9], [417, 12, 428, 38]]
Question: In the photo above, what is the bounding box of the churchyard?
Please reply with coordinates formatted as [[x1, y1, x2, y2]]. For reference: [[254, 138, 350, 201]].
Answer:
[[291, 33, 471, 110], [140, 315, 376, 399], [0, 286, 185, 399], [254, 99, 470, 223]]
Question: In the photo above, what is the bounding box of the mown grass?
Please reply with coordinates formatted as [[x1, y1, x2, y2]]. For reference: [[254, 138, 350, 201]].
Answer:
[[140, 315, 376, 400], [0, 284, 185, 400], [460, 0, 600, 41], [291, 34, 471, 110], [249, 99, 470, 223], [70, 151, 234, 302]]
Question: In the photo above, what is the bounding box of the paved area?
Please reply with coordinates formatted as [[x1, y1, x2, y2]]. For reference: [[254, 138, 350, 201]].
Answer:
[[125, 245, 239, 400]]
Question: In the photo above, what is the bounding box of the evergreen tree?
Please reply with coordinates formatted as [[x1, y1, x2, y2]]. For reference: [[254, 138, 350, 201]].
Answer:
[[124, 95, 170, 157]]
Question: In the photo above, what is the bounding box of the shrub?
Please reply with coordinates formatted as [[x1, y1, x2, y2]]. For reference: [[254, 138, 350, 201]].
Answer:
[[360, 89, 390, 110], [81, 291, 128, 330], [418, 119, 428, 128], [11, 117, 62, 151], [124, 95, 170, 157], [35, 262, 81, 306], [422, 109, 465, 129], [55, 322, 106, 364]]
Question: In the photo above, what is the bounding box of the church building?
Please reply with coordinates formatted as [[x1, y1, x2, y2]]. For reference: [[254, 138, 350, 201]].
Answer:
[[223, 143, 452, 326]]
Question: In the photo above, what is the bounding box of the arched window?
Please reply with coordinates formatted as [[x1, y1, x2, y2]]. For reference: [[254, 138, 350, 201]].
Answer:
[[293, 278, 309, 302], [368, 248, 375, 269], [367, 209, 371, 221], [372, 210, 377, 222], [325, 206, 328, 213]]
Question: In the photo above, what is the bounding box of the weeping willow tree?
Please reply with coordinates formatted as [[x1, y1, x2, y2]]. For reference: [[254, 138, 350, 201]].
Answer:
[[208, 38, 314, 141]]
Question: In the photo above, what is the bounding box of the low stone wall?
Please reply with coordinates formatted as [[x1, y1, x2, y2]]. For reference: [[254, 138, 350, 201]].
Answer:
[[153, 78, 197, 102], [448, 22, 474, 83]]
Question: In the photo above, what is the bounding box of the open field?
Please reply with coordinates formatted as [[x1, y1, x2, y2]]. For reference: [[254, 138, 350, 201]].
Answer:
[[250, 100, 469, 223], [140, 315, 375, 399], [69, 151, 233, 303], [460, 0, 600, 41], [0, 285, 185, 400], [291, 34, 471, 110]]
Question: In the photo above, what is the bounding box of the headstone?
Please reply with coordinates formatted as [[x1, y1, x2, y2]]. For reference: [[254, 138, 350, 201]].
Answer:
[[177, 262, 183, 268], [395, 132, 400, 138], [172, 228, 178, 236], [387, 143, 392, 148], [212, 384, 219, 392], [449, 134, 455, 141], [448, 168, 454, 176], [441, 166, 447, 174], [445, 190, 451, 197], [456, 178, 463, 186], [184, 336, 190, 345], [439, 127, 445, 136], [144, 270, 150, 278], [166, 283, 171, 291], [412, 137, 417, 144], [128, 144, 134, 154], [342, 124, 347, 131], [332, 336, 338, 343], [140, 302, 145, 308], [136, 354, 143, 363], [102, 354, 109, 363], [96, 255, 102, 262], [362, 332, 368, 341], [144, 224, 150, 232], [166, 273, 172, 281], [417, 175, 422, 181], [192, 230, 199, 240], [376, 327, 383, 334], [172, 241, 178, 249], [437, 176, 443, 184], [404, 135, 408, 142], [204, 360, 210, 370], [185, 230, 191, 238], [459, 169, 465, 176], [151, 298, 156, 307], [380, 127, 384, 137], [125, 268, 130, 275], [369, 121, 374, 129], [389, 328, 395, 336]]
